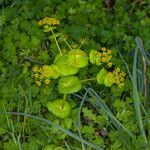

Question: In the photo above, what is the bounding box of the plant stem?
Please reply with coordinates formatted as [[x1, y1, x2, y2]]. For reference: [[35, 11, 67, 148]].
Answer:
[[133, 47, 148, 146], [79, 78, 97, 83], [64, 40, 72, 50], [50, 29, 63, 56], [78, 43, 83, 49], [70, 78, 97, 87], [61, 94, 67, 109]]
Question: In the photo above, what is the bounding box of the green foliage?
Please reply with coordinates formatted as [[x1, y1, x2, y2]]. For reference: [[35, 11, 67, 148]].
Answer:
[[58, 76, 82, 94], [47, 99, 71, 119], [0, 0, 149, 149]]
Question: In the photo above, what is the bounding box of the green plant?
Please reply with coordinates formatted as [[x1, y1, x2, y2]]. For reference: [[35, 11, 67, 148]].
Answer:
[[0, 0, 149, 149], [47, 99, 71, 119], [32, 17, 126, 120]]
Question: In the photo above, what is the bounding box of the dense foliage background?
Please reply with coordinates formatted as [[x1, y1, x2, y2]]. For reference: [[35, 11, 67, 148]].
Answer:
[[0, 0, 149, 149]]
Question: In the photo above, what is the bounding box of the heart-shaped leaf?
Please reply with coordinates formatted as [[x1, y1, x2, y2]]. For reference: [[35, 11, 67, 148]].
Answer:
[[54, 54, 79, 76], [68, 49, 88, 68], [58, 76, 81, 94], [47, 99, 71, 119]]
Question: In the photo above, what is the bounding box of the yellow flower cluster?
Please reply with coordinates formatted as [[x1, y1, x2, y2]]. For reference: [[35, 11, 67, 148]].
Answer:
[[108, 68, 126, 88], [100, 47, 112, 67], [79, 38, 87, 45], [38, 17, 60, 26], [33, 66, 52, 86]]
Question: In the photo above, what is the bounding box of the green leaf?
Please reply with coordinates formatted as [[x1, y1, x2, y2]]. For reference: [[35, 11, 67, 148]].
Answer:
[[55, 54, 79, 76], [0, 127, 7, 135], [96, 68, 107, 85], [50, 64, 61, 79], [43, 25, 56, 32], [82, 107, 96, 122], [47, 99, 71, 119], [49, 32, 62, 39], [82, 125, 95, 134], [104, 73, 114, 87], [58, 76, 81, 94], [68, 49, 88, 68], [89, 50, 101, 66], [43, 144, 55, 150], [4, 140, 18, 150]]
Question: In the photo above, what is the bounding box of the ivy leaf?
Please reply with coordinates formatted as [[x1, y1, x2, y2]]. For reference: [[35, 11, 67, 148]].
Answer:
[[58, 76, 81, 94]]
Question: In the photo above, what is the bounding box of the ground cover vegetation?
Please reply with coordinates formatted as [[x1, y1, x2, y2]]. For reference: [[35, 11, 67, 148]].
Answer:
[[0, 0, 150, 149]]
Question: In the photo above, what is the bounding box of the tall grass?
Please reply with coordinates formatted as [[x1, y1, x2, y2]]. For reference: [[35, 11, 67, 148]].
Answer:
[[0, 111, 102, 150], [117, 36, 149, 148]]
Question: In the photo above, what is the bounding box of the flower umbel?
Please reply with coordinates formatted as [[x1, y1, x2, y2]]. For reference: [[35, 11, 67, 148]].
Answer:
[[33, 66, 53, 86], [89, 47, 112, 67], [38, 17, 60, 26], [108, 68, 126, 88]]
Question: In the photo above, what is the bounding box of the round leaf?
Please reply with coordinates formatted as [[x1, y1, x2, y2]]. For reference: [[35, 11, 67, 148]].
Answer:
[[47, 99, 71, 119], [58, 76, 81, 94], [50, 64, 61, 79], [68, 49, 88, 68], [54, 54, 79, 76], [97, 68, 107, 85], [89, 50, 101, 66], [104, 73, 114, 87]]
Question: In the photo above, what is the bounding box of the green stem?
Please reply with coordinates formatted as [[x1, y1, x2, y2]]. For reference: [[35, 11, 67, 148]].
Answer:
[[78, 43, 83, 49], [64, 40, 72, 50], [61, 94, 67, 109], [50, 29, 63, 56], [79, 78, 97, 83], [70, 78, 97, 87]]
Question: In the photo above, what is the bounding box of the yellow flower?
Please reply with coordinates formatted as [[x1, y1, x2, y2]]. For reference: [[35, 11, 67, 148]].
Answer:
[[38, 17, 60, 26], [34, 73, 39, 78], [39, 74, 44, 80], [33, 66, 38, 72], [36, 81, 41, 86], [101, 47, 107, 51], [108, 67, 126, 88], [42, 66, 53, 78], [107, 62, 113, 67], [45, 79, 50, 85]]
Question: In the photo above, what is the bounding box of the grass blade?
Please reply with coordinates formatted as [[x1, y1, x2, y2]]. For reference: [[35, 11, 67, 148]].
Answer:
[[0, 111, 103, 150], [135, 36, 150, 66], [132, 47, 148, 145]]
